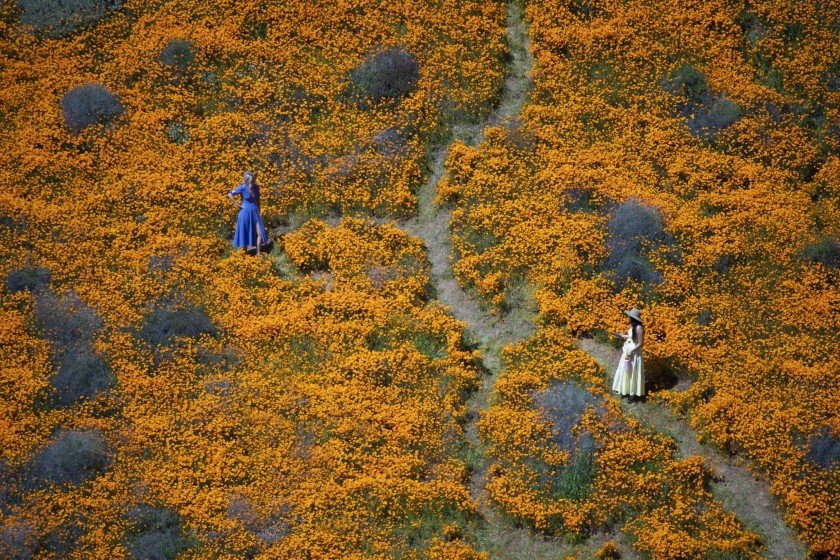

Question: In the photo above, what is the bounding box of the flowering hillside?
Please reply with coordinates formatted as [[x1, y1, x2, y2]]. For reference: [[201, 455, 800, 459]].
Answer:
[[441, 0, 839, 556], [0, 0, 504, 557], [1, 0, 837, 558]]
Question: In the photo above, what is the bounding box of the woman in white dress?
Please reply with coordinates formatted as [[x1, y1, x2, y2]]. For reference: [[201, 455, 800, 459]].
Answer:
[[612, 307, 645, 401]]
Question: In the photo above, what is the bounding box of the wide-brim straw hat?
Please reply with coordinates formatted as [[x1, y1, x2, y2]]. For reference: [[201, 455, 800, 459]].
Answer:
[[624, 307, 643, 323]]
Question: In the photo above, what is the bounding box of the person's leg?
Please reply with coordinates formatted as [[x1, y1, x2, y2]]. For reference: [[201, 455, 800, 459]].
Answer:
[[630, 356, 642, 402], [612, 361, 622, 394], [622, 358, 632, 396], [257, 215, 268, 255]]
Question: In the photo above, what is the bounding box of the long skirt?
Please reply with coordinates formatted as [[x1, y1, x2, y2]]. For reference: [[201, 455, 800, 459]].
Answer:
[[612, 353, 644, 396], [233, 202, 268, 249]]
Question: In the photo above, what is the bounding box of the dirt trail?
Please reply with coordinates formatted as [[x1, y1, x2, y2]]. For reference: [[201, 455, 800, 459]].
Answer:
[[578, 338, 807, 560], [401, 3, 593, 557], [401, 0, 536, 378], [399, 1, 805, 558]]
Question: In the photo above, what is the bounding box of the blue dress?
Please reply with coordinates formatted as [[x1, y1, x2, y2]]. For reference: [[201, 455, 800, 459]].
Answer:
[[229, 183, 268, 249]]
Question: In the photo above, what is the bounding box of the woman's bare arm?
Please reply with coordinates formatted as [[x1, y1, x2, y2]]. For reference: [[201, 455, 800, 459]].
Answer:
[[627, 325, 644, 355], [228, 191, 241, 207]]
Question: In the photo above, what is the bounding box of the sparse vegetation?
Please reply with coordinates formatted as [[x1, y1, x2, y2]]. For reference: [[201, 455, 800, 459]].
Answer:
[[19, 0, 120, 37], [532, 380, 601, 502], [31, 289, 113, 405], [348, 47, 420, 107], [805, 427, 839, 472], [33, 289, 103, 347], [696, 308, 714, 326], [561, 186, 599, 213], [164, 121, 189, 144], [663, 63, 741, 142], [5, 266, 50, 294], [823, 59, 840, 92], [372, 126, 410, 157], [61, 83, 124, 134], [125, 505, 195, 560], [227, 497, 291, 546], [51, 344, 113, 407], [533, 379, 602, 453], [160, 38, 195, 71], [802, 235, 840, 269], [604, 197, 674, 291], [137, 295, 218, 349], [0, 521, 36, 560], [568, 0, 600, 22], [27, 430, 110, 488]]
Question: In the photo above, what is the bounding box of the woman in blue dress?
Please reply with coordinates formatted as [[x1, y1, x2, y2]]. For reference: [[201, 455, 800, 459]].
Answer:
[[228, 171, 268, 255]]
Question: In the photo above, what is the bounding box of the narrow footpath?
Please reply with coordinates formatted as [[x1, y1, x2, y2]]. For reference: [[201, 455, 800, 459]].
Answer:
[[401, 3, 585, 557], [399, 1, 806, 558], [577, 338, 806, 560]]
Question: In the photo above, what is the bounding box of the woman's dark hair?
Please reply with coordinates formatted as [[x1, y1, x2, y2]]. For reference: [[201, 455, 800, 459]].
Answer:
[[251, 181, 261, 209], [629, 317, 642, 342]]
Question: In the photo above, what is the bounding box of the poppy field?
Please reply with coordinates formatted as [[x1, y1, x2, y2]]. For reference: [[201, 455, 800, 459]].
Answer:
[[443, 0, 838, 557], [0, 0, 837, 558]]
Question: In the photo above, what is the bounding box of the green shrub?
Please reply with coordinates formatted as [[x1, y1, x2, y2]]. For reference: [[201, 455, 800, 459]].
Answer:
[[391, 501, 468, 552], [663, 63, 707, 99], [32, 290, 114, 406], [802, 236, 840, 269], [61, 83, 124, 134], [734, 6, 766, 48], [164, 121, 189, 144], [19, 0, 120, 37], [125, 505, 195, 560], [413, 331, 447, 360], [782, 22, 805, 49], [533, 380, 602, 502], [27, 430, 110, 488], [51, 344, 113, 407], [160, 39, 195, 71], [805, 426, 839, 472], [663, 63, 741, 142], [551, 450, 596, 501], [604, 197, 676, 291], [5, 266, 50, 293], [33, 289, 103, 349], [138, 296, 218, 349], [348, 47, 420, 107]]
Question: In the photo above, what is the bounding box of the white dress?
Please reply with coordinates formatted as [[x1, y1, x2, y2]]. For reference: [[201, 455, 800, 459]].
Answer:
[[612, 325, 644, 396]]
